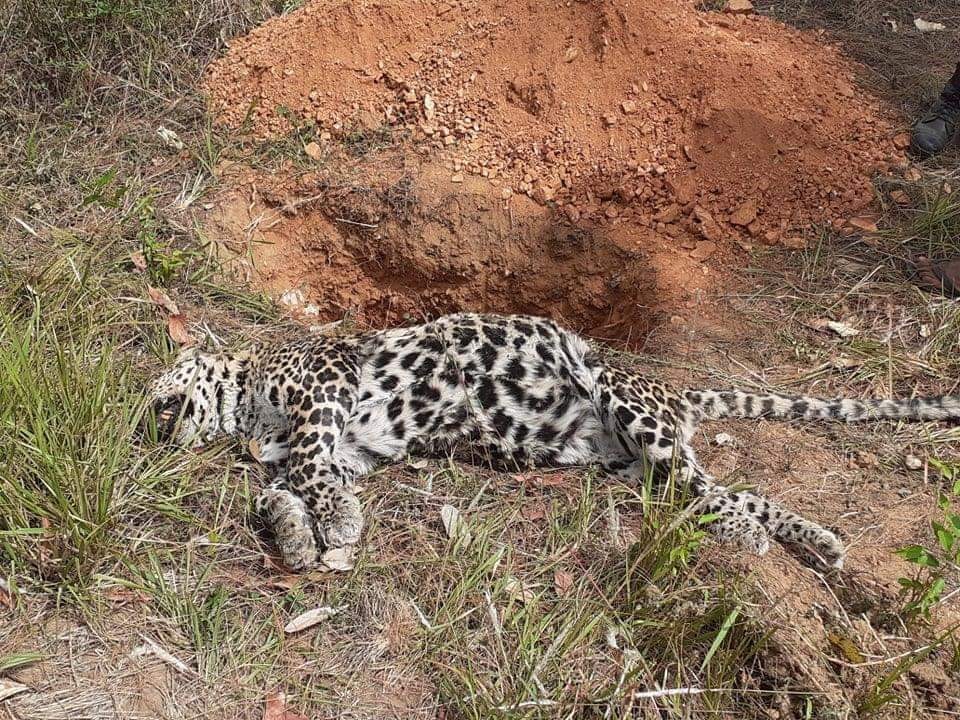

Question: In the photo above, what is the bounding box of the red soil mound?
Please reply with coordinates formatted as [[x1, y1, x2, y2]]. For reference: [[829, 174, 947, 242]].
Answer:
[[206, 0, 903, 244]]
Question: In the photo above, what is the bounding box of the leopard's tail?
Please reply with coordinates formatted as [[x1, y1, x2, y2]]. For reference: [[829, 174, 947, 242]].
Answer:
[[685, 389, 960, 422]]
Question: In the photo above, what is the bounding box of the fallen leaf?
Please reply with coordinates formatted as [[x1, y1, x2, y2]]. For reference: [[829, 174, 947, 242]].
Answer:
[[904, 166, 923, 182], [156, 125, 185, 151], [130, 251, 147, 272], [147, 286, 179, 315], [130, 636, 194, 676], [440, 504, 467, 541], [268, 575, 301, 591], [284, 605, 343, 634], [263, 690, 309, 720], [827, 630, 866, 664], [0, 679, 29, 702], [889, 189, 911, 206], [317, 546, 355, 572], [810, 318, 860, 338], [536, 472, 570, 488], [103, 587, 149, 605], [521, 501, 548, 522], [845, 216, 879, 233], [167, 313, 193, 346], [0, 577, 11, 609], [504, 577, 536, 603], [914, 17, 946, 32], [554, 569, 574, 596]]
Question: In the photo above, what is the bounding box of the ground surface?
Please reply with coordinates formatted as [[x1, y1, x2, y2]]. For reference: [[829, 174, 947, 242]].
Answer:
[[2, 0, 960, 718]]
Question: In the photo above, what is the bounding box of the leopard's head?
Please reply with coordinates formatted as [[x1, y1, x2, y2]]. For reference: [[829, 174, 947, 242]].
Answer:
[[145, 347, 247, 446]]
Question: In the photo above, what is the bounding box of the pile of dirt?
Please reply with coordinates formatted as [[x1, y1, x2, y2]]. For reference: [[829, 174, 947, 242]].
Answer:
[[205, 0, 904, 247]]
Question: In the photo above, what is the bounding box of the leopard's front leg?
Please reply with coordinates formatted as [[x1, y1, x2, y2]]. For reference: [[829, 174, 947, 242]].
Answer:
[[255, 474, 318, 571]]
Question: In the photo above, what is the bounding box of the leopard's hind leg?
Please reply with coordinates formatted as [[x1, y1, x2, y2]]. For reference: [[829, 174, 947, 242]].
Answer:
[[596, 369, 845, 569]]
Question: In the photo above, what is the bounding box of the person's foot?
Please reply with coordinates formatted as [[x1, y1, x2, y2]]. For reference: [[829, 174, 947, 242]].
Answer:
[[911, 100, 960, 158], [916, 256, 960, 297]]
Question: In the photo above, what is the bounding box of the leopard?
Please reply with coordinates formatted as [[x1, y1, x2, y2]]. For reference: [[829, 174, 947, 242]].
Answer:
[[146, 312, 960, 572]]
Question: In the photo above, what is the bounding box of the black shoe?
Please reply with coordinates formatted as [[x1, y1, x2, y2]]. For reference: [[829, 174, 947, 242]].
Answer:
[[911, 100, 960, 158]]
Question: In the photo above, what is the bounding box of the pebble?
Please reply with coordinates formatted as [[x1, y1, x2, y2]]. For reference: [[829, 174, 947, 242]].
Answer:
[[903, 454, 923, 471]]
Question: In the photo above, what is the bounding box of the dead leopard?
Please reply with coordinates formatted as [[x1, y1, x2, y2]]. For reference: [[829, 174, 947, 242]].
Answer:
[[146, 312, 960, 571]]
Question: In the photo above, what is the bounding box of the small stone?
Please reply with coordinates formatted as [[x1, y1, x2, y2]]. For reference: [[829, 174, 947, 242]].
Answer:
[[304, 142, 322, 160], [423, 93, 436, 121], [564, 46, 580, 63], [602, 113, 618, 128], [724, 0, 754, 13], [890, 189, 911, 206], [846, 215, 879, 233], [621, 100, 638, 114], [779, 236, 806, 249], [729, 198, 758, 226], [897, 487, 911, 499], [604, 204, 619, 218], [501, 187, 513, 199], [854, 450, 879, 468], [534, 183, 556, 203], [690, 240, 717, 261], [693, 206, 722, 242], [564, 205, 581, 222], [904, 454, 923, 471], [451, 173, 464, 183], [713, 432, 735, 447], [892, 132, 912, 151], [403, 89, 418, 103], [654, 204, 681, 223]]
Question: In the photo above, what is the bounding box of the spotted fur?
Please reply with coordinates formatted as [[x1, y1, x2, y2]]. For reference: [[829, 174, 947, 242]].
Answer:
[[147, 313, 960, 572]]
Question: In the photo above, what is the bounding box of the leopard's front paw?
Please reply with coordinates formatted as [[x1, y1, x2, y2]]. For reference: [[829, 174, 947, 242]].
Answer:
[[315, 486, 363, 550], [257, 487, 318, 571]]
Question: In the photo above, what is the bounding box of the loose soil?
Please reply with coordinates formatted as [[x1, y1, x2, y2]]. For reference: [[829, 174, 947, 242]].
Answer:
[[203, 0, 909, 341]]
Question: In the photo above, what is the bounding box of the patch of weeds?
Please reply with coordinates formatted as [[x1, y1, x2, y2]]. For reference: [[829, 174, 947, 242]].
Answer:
[[383, 174, 417, 223], [0, 248, 197, 599], [134, 194, 195, 285], [895, 461, 960, 622], [342, 125, 395, 157], [128, 551, 235, 678], [894, 183, 960, 259]]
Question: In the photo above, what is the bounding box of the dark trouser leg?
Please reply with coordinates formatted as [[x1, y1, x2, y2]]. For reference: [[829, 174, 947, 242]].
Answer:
[[941, 63, 960, 108]]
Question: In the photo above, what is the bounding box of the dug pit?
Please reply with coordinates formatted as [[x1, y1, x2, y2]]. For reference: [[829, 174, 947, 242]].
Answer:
[[208, 153, 668, 344]]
